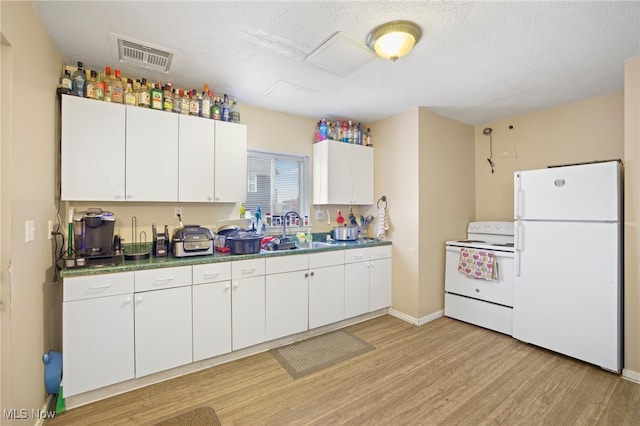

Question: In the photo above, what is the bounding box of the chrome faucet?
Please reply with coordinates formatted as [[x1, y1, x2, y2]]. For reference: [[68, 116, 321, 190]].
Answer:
[[281, 211, 301, 240]]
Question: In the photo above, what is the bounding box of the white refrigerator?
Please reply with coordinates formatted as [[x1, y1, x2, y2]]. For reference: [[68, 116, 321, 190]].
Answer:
[[513, 160, 622, 372]]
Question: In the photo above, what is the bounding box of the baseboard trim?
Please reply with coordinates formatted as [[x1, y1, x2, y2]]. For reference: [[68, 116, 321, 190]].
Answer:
[[388, 308, 443, 326], [622, 368, 640, 383]]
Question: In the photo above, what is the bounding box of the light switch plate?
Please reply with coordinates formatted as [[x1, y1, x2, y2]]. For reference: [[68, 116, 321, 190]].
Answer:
[[315, 209, 324, 220], [25, 220, 35, 242]]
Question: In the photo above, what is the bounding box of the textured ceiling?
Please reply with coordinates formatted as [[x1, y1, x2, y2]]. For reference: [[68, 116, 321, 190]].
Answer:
[[34, 1, 640, 125]]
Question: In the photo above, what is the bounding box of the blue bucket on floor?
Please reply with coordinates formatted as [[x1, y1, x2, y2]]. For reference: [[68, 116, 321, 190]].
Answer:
[[43, 350, 62, 394]]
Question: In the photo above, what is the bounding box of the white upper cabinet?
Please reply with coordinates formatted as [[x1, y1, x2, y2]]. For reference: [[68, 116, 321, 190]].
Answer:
[[178, 114, 215, 202], [313, 140, 374, 205], [61, 95, 126, 201], [61, 96, 247, 202], [125, 106, 179, 201], [214, 120, 247, 203]]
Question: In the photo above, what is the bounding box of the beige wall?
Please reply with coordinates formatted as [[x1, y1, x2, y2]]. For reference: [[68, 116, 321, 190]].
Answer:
[[624, 57, 640, 375], [1, 0, 63, 419], [365, 108, 475, 320], [418, 109, 475, 316], [367, 109, 421, 318], [474, 92, 624, 220]]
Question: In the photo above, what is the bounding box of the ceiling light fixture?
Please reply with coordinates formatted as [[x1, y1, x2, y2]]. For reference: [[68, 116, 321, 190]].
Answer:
[[366, 20, 421, 62]]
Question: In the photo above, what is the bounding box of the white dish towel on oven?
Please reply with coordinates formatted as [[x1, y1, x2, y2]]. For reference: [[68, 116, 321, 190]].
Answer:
[[457, 248, 498, 280], [376, 207, 389, 239]]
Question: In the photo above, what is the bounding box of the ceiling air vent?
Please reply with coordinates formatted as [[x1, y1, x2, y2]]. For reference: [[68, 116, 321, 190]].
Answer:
[[111, 34, 175, 72]]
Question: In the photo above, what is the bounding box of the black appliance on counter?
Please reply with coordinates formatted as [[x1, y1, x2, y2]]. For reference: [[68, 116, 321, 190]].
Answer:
[[172, 225, 214, 257], [71, 208, 123, 267], [152, 224, 170, 257]]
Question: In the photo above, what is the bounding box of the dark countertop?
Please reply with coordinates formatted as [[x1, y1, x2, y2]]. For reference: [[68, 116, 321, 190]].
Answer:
[[60, 238, 392, 278]]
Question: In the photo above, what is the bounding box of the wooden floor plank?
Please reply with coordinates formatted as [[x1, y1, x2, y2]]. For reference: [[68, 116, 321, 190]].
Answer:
[[46, 315, 640, 425]]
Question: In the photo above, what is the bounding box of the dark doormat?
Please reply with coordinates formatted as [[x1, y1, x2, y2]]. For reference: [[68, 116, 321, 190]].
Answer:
[[270, 329, 375, 379], [154, 406, 221, 426]]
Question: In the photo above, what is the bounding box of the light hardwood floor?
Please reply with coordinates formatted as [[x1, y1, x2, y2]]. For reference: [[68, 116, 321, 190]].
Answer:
[[47, 315, 640, 425]]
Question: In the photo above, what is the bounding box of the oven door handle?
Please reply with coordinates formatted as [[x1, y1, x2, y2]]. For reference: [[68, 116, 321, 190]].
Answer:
[[514, 221, 522, 277]]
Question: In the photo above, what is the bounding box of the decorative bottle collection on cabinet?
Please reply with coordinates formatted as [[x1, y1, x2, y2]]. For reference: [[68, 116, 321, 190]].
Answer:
[[57, 61, 241, 123]]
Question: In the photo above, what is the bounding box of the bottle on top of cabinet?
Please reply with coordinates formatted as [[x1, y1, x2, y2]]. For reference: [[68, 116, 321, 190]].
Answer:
[[211, 97, 221, 120], [111, 69, 124, 104], [150, 83, 163, 110], [124, 79, 137, 106], [85, 69, 97, 99], [172, 88, 182, 114], [138, 78, 150, 108], [58, 68, 73, 94], [201, 86, 212, 119], [221, 94, 231, 122], [72, 61, 86, 97], [163, 84, 173, 112], [230, 97, 241, 123]]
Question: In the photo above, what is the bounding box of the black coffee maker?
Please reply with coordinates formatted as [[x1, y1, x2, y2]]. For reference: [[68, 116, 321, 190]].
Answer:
[[73, 208, 121, 265]]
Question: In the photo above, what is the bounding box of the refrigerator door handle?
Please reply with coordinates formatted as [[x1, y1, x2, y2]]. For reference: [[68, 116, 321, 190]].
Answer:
[[515, 174, 523, 219], [514, 221, 522, 277]]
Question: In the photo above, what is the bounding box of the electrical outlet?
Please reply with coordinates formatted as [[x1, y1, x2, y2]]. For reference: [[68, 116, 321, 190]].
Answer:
[[48, 220, 55, 240], [174, 207, 183, 218], [315, 209, 324, 220]]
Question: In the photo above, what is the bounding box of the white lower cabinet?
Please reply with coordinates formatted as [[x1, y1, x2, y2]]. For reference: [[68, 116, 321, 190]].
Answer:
[[231, 259, 266, 350], [134, 266, 192, 377], [345, 246, 393, 318], [344, 248, 371, 318], [62, 272, 135, 397], [62, 244, 391, 396], [266, 254, 309, 340], [369, 246, 393, 311], [134, 286, 193, 377], [192, 263, 232, 361], [308, 250, 345, 329]]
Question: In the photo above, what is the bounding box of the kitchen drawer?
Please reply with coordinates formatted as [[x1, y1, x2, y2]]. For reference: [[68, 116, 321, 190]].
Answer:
[[232, 258, 265, 278], [369, 245, 392, 260], [309, 250, 344, 269], [135, 266, 192, 292], [344, 248, 369, 264], [64, 272, 134, 302], [266, 254, 309, 275], [193, 262, 232, 285]]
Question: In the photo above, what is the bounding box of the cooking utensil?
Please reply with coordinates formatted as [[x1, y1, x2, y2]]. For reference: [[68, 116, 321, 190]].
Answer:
[[359, 215, 365, 226], [337, 210, 344, 224], [350, 216, 358, 226], [364, 215, 375, 226]]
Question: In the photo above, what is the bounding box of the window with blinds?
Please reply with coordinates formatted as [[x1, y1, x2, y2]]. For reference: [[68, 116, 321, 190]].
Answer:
[[245, 150, 309, 218]]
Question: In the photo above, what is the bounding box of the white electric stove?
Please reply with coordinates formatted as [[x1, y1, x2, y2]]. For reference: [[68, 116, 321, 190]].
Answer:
[[444, 221, 515, 335]]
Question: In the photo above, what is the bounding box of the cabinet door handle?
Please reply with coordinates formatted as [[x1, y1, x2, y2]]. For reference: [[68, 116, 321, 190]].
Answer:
[[241, 267, 256, 274], [135, 295, 143, 303], [127, 193, 133, 199], [353, 255, 364, 260], [232, 282, 239, 290], [225, 283, 231, 291], [304, 272, 309, 278], [310, 271, 315, 276], [115, 193, 124, 200], [90, 284, 112, 290], [207, 196, 214, 201], [153, 277, 174, 285], [203, 272, 220, 279], [124, 296, 133, 304]]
